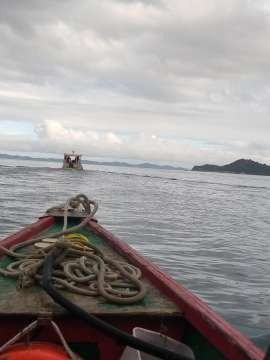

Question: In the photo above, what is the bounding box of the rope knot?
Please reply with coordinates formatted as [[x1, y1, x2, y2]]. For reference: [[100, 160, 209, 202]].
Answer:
[[17, 271, 35, 289]]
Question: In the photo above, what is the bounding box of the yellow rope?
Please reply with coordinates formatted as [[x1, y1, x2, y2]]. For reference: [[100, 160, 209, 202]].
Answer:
[[0, 237, 146, 304], [0, 194, 147, 305]]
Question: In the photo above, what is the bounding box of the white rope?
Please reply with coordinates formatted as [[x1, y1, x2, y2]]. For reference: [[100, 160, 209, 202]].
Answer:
[[0, 320, 38, 353], [0, 319, 78, 359], [50, 320, 78, 359], [0, 194, 98, 257], [0, 194, 147, 304]]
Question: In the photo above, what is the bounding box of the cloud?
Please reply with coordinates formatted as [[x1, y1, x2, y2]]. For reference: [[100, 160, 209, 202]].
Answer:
[[0, 0, 270, 166], [1, 117, 270, 168]]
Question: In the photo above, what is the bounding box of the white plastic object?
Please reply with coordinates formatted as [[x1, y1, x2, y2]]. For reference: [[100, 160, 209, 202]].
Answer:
[[120, 327, 195, 360], [34, 238, 58, 248]]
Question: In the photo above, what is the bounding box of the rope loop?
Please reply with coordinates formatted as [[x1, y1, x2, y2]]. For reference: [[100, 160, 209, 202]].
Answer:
[[0, 194, 146, 304]]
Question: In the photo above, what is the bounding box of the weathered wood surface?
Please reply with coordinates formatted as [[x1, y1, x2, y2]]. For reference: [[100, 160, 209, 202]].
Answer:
[[0, 226, 180, 317]]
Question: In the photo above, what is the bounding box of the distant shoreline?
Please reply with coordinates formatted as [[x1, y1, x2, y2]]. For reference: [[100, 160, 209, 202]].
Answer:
[[0, 153, 187, 171], [192, 158, 270, 176]]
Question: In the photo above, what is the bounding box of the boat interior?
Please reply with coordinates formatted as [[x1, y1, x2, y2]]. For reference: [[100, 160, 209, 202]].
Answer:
[[0, 218, 230, 360]]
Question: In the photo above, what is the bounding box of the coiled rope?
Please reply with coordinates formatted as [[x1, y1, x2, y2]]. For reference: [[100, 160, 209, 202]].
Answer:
[[0, 194, 146, 304]]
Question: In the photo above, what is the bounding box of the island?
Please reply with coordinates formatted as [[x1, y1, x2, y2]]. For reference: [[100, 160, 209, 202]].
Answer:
[[192, 159, 270, 176]]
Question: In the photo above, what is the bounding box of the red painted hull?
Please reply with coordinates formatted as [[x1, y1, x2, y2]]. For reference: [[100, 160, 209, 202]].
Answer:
[[0, 217, 264, 360]]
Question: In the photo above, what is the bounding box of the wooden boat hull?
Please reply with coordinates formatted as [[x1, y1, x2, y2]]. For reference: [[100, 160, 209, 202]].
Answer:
[[0, 216, 264, 360]]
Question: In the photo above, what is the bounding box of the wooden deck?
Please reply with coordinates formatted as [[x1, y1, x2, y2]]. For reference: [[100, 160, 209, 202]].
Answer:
[[0, 224, 181, 318]]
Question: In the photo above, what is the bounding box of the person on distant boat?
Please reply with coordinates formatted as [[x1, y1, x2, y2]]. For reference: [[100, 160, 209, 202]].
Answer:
[[66, 156, 72, 168]]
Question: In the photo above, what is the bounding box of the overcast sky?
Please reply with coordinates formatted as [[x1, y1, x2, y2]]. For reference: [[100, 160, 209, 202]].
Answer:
[[0, 0, 270, 167]]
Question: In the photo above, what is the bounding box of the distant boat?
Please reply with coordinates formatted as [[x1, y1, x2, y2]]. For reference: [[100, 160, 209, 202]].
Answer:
[[62, 151, 83, 170]]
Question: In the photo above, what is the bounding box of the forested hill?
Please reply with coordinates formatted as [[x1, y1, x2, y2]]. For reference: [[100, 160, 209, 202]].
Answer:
[[192, 159, 270, 176]]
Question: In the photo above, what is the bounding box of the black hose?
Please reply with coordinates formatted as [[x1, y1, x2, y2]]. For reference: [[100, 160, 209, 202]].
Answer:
[[41, 250, 192, 360]]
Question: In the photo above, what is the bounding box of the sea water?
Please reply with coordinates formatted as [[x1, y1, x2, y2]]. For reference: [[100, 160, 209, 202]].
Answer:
[[0, 158, 269, 350]]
